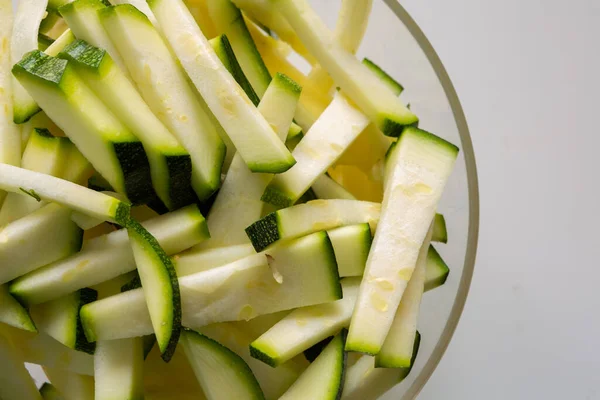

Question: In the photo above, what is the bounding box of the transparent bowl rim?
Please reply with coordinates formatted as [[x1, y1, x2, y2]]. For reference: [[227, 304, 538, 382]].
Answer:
[[381, 1, 480, 398]]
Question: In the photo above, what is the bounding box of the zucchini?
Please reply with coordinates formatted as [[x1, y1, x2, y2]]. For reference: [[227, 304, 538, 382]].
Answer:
[[94, 338, 144, 400], [341, 333, 421, 400], [0, 163, 130, 224], [10, 204, 208, 305], [60, 39, 196, 210], [362, 58, 403, 96], [48, 0, 73, 12], [0, 0, 20, 173], [273, 0, 418, 136], [285, 122, 303, 150], [29, 288, 97, 354], [346, 127, 458, 355], [207, 0, 271, 97], [210, 34, 260, 106], [376, 225, 433, 367], [0, 332, 42, 400], [245, 199, 381, 252], [39, 383, 64, 400], [251, 278, 359, 367], [0, 203, 83, 285], [279, 330, 346, 400], [432, 212, 448, 243], [329, 224, 372, 277], [99, 4, 226, 200], [334, 0, 372, 54], [44, 28, 75, 57], [10, 0, 47, 123], [44, 367, 95, 400], [262, 93, 370, 207], [174, 243, 255, 277], [181, 329, 265, 400], [58, 0, 130, 77], [0, 128, 70, 226], [12, 51, 155, 204], [311, 174, 355, 200], [79, 231, 342, 340], [198, 321, 305, 399], [127, 220, 181, 361], [425, 245, 450, 291], [150, 0, 296, 174], [201, 72, 300, 248], [0, 284, 37, 332]]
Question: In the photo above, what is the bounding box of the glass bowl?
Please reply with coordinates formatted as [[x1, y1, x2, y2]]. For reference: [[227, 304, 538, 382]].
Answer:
[[307, 0, 480, 398]]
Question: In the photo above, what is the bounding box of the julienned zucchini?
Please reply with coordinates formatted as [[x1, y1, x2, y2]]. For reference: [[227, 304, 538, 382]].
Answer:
[[79, 232, 342, 341], [10, 204, 209, 305], [279, 330, 346, 400], [201, 72, 301, 248], [150, 0, 296, 174], [0, 128, 70, 226], [341, 333, 421, 400], [347, 127, 458, 355], [94, 338, 144, 400], [30, 288, 97, 354], [174, 243, 256, 277], [273, 0, 418, 136], [0, 203, 83, 285], [251, 278, 359, 367], [246, 199, 381, 252], [99, 4, 226, 201], [0, 163, 130, 225], [328, 224, 372, 277], [375, 225, 433, 368], [12, 51, 155, 204], [59, 39, 196, 210], [0, 284, 37, 332], [425, 245, 450, 291], [181, 329, 265, 400], [127, 220, 181, 362], [58, 0, 131, 77], [311, 174, 356, 201], [207, 0, 272, 97], [362, 58, 403, 96], [262, 93, 370, 207]]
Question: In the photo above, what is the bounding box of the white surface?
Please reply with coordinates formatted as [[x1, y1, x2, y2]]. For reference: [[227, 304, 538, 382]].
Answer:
[[399, 0, 600, 399]]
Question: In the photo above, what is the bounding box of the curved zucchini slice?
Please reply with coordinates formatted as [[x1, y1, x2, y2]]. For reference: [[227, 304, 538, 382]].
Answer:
[[273, 0, 418, 136], [0, 128, 70, 226], [79, 232, 342, 340], [347, 127, 458, 355], [262, 93, 370, 207], [150, 0, 295, 173], [39, 383, 64, 400], [94, 338, 144, 400], [0, 332, 42, 400], [279, 330, 346, 400], [0, 203, 83, 285], [12, 51, 154, 204], [10, 0, 46, 123], [99, 4, 226, 200], [251, 278, 359, 367], [30, 288, 97, 354], [425, 245, 450, 291], [59, 39, 196, 210], [10, 204, 208, 305], [127, 220, 182, 362], [201, 72, 300, 248], [0, 284, 36, 332], [246, 199, 381, 252], [181, 329, 265, 400]]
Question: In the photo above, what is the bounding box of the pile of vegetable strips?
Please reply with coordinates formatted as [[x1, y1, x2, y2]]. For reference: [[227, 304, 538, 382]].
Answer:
[[0, 0, 459, 399]]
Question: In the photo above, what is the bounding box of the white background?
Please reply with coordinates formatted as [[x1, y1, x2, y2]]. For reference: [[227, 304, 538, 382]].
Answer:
[[398, 0, 600, 399]]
